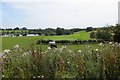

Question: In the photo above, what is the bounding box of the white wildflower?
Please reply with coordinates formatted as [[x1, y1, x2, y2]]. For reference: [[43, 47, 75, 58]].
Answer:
[[77, 50, 81, 53], [34, 50, 36, 53], [95, 49, 98, 51], [87, 46, 90, 48], [109, 42, 112, 44], [38, 76, 40, 78], [33, 76, 36, 78], [22, 52, 29, 56], [73, 53, 75, 56], [3, 49, 11, 54], [41, 75, 44, 78], [2, 75, 4, 77], [61, 46, 67, 49], [115, 42, 118, 45], [67, 61, 70, 64], [13, 45, 20, 49], [119, 43, 120, 46], [99, 42, 103, 46], [44, 50, 48, 53], [2, 56, 6, 59], [48, 47, 51, 50]]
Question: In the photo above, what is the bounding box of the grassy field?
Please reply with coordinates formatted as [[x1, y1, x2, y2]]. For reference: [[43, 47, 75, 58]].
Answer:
[[2, 31, 92, 50]]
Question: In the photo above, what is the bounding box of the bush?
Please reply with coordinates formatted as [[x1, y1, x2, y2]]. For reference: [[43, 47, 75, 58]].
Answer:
[[113, 32, 120, 43], [96, 31, 111, 41]]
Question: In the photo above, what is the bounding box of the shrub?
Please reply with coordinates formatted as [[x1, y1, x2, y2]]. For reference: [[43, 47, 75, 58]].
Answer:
[[113, 32, 120, 43]]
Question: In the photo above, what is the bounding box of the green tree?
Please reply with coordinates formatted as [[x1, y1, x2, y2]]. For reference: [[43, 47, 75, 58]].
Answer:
[[113, 32, 120, 43], [96, 30, 111, 41], [56, 28, 64, 35], [90, 32, 96, 39]]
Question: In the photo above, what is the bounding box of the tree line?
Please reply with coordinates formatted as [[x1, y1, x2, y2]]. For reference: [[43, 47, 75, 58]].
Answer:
[[90, 24, 120, 43], [1, 27, 93, 36]]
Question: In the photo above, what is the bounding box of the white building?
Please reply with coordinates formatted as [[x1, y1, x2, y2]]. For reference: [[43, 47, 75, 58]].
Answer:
[[118, 1, 120, 24]]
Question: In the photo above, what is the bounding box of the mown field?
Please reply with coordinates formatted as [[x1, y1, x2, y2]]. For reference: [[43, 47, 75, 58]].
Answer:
[[2, 31, 93, 50]]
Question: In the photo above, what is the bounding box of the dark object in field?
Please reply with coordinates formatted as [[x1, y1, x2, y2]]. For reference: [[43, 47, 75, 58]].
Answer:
[[50, 44, 57, 48], [49, 41, 57, 48]]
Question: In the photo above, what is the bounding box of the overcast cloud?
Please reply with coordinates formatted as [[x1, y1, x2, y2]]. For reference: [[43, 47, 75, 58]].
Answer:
[[1, 0, 120, 29]]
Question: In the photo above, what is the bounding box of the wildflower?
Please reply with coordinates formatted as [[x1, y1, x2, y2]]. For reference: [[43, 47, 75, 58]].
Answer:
[[44, 50, 48, 53], [95, 49, 98, 51], [73, 53, 75, 56], [2, 75, 4, 77], [67, 61, 70, 64], [3, 49, 11, 54], [33, 76, 36, 78], [99, 42, 103, 46], [77, 50, 81, 53], [115, 42, 118, 45], [119, 43, 120, 46], [109, 42, 112, 44], [38, 76, 40, 78], [41, 52, 44, 54], [41, 75, 44, 78], [22, 52, 29, 56], [61, 46, 67, 50], [13, 45, 20, 49], [112, 44, 115, 46], [2, 56, 6, 59], [68, 50, 72, 53], [48, 47, 51, 50], [87, 46, 90, 48]]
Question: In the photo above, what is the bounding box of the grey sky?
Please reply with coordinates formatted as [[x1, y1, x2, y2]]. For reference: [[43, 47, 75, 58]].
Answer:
[[1, 0, 120, 29]]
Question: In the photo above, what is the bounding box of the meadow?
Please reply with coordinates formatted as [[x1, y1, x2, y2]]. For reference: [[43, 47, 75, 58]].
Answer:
[[2, 42, 120, 79], [2, 31, 91, 50], [2, 30, 120, 79]]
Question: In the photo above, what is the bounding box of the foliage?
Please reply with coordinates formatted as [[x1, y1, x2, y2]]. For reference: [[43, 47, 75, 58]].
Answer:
[[90, 32, 96, 39], [112, 24, 120, 43], [1, 28, 83, 36], [86, 27, 93, 32], [2, 43, 120, 79], [96, 30, 111, 41], [113, 32, 120, 43]]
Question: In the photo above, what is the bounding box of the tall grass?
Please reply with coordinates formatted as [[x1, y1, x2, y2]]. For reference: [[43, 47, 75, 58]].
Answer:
[[1, 43, 120, 79]]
